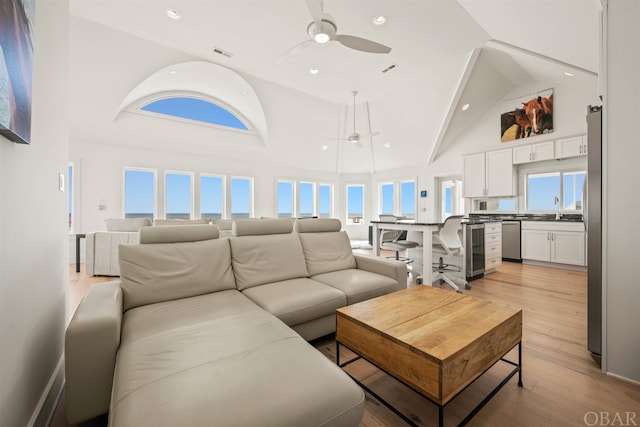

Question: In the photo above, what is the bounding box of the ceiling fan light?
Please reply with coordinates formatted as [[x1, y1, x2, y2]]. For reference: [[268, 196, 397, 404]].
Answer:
[[314, 33, 330, 43], [373, 15, 387, 25]]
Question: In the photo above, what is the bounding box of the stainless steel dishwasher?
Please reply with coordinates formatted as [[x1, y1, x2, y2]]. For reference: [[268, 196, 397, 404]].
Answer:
[[501, 220, 522, 262]]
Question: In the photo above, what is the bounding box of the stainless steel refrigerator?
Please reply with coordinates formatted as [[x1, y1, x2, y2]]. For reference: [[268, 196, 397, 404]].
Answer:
[[586, 105, 602, 360]]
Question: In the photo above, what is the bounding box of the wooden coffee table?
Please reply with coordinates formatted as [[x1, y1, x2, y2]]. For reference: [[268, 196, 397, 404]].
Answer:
[[336, 286, 523, 426]]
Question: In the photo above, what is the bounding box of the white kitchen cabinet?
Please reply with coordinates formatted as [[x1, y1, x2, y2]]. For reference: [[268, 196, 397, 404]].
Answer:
[[484, 222, 502, 273], [463, 148, 515, 197], [521, 221, 586, 266], [555, 135, 587, 159], [512, 141, 555, 164]]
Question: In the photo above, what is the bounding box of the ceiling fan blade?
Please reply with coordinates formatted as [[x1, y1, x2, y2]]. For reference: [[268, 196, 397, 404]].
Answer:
[[360, 131, 381, 139], [305, 0, 324, 25], [275, 39, 313, 64], [334, 34, 391, 54]]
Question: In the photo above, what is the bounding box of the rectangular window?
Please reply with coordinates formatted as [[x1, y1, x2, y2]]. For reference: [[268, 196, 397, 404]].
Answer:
[[277, 180, 294, 218], [563, 171, 585, 210], [124, 168, 156, 219], [299, 182, 314, 217], [526, 170, 584, 212], [527, 172, 560, 211], [200, 175, 224, 219], [318, 184, 332, 218], [68, 162, 74, 232], [231, 177, 252, 219], [165, 171, 193, 219], [400, 180, 416, 219], [380, 183, 394, 215], [346, 184, 364, 225]]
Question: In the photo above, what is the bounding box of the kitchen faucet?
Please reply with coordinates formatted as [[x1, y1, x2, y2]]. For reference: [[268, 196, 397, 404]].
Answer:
[[554, 196, 561, 220]]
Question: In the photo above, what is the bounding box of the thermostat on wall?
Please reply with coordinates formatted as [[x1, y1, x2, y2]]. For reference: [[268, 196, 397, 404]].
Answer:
[[420, 190, 427, 198]]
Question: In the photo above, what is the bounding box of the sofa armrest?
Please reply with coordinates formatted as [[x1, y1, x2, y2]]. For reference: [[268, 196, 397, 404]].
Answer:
[[354, 254, 407, 291], [65, 281, 123, 423]]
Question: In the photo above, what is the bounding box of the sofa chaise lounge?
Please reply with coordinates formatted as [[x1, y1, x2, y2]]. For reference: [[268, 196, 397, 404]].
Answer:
[[66, 218, 407, 426]]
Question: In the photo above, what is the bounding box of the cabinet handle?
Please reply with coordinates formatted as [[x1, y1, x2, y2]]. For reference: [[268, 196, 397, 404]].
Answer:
[[533, 152, 536, 160], [551, 233, 555, 241], [547, 232, 550, 241]]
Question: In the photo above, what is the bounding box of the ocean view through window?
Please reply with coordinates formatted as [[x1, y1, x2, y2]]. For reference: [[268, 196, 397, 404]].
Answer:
[[346, 184, 364, 225], [319, 184, 332, 218], [231, 177, 252, 218], [400, 180, 416, 219], [278, 180, 294, 218], [380, 183, 394, 215], [165, 172, 192, 219], [124, 168, 156, 219], [299, 182, 314, 217], [200, 175, 224, 219]]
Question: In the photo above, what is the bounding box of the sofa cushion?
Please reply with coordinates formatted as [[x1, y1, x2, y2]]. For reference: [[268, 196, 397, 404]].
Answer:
[[232, 218, 293, 236], [295, 217, 342, 233], [311, 269, 400, 305], [119, 238, 235, 311], [298, 231, 357, 276], [211, 218, 233, 230], [105, 217, 151, 232], [139, 224, 219, 244], [153, 218, 211, 226], [229, 234, 309, 290], [111, 293, 364, 427], [241, 278, 347, 326]]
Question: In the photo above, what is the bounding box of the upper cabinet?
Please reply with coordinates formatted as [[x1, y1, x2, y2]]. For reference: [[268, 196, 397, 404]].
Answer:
[[512, 141, 555, 164], [555, 136, 587, 159], [463, 148, 516, 197]]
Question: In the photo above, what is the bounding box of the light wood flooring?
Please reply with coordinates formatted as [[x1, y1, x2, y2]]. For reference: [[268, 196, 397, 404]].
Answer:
[[53, 259, 640, 427]]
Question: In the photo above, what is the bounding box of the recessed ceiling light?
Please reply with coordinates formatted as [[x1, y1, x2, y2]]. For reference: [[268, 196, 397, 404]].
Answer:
[[241, 90, 248, 95], [384, 142, 391, 149], [373, 15, 387, 25], [564, 71, 575, 77], [322, 145, 328, 151], [166, 9, 180, 19], [461, 103, 470, 111], [309, 67, 319, 75], [169, 70, 177, 75]]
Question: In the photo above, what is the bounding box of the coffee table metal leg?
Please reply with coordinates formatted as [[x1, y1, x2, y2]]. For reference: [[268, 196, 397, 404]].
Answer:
[[518, 342, 523, 387], [439, 405, 444, 427]]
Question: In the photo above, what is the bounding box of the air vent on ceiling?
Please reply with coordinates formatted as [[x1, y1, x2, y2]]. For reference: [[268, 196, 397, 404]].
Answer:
[[381, 63, 398, 74], [213, 47, 234, 58]]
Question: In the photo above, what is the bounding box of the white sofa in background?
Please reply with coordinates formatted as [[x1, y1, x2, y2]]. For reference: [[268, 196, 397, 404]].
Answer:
[[85, 218, 212, 276], [66, 218, 407, 425]]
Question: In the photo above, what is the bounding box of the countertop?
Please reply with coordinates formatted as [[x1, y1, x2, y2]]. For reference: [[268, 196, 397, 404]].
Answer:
[[467, 214, 583, 223]]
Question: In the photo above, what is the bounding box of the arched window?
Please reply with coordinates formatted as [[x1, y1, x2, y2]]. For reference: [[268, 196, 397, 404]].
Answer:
[[140, 96, 249, 131]]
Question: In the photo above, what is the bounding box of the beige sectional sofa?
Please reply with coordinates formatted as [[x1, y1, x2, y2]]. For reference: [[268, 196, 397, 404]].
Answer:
[[66, 218, 406, 426]]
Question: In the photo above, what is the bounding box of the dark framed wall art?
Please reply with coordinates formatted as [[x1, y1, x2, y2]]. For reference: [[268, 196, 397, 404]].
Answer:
[[0, 0, 36, 144]]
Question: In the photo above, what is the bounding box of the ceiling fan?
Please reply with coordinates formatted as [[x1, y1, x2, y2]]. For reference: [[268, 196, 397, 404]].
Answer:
[[276, 0, 392, 63], [327, 91, 380, 147]]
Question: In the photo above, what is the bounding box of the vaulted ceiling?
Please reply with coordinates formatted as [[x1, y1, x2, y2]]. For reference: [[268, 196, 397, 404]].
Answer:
[[69, 0, 599, 174]]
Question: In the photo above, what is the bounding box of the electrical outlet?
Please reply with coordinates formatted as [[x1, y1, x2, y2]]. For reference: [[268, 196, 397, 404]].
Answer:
[[59, 172, 64, 192]]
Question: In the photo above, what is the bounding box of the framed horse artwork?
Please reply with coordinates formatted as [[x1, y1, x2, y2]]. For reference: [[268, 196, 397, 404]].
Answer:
[[0, 0, 36, 144], [500, 88, 554, 142]]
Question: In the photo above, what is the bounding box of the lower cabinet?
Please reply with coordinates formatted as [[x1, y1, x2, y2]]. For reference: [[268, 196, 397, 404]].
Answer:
[[485, 222, 502, 273], [521, 222, 586, 266]]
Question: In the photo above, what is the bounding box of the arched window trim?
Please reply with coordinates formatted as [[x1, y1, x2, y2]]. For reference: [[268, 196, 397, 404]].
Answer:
[[115, 61, 269, 145], [130, 91, 255, 135]]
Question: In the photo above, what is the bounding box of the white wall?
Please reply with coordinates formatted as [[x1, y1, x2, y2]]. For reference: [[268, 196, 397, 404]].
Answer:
[[603, 0, 640, 382], [0, 1, 69, 425]]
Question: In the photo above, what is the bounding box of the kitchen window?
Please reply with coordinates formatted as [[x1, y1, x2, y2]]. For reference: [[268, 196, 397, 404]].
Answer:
[[526, 170, 585, 212]]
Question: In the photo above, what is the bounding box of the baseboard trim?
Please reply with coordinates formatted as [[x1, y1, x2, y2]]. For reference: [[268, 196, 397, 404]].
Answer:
[[607, 371, 640, 387], [29, 355, 65, 427]]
